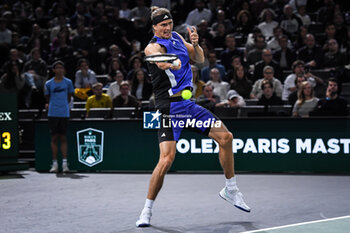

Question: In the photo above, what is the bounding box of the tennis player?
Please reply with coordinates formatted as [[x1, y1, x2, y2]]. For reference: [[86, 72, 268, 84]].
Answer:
[[136, 6, 250, 227]]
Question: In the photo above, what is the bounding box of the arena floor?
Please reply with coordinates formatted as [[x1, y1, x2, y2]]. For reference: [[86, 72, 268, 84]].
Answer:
[[1, 170, 350, 233]]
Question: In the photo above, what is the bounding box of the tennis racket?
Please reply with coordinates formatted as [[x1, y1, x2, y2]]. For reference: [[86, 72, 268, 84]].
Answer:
[[144, 53, 178, 63]]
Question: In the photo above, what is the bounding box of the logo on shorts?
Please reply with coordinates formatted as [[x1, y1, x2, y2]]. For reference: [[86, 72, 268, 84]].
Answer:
[[143, 110, 161, 129], [76, 128, 104, 167]]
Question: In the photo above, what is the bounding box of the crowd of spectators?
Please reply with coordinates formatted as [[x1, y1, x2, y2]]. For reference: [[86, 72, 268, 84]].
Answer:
[[0, 0, 349, 117]]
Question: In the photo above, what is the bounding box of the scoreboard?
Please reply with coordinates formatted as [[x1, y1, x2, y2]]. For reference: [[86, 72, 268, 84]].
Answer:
[[0, 93, 19, 162]]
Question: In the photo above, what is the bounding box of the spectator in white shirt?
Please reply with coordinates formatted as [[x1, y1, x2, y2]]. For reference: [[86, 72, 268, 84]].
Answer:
[[206, 68, 230, 101], [185, 0, 212, 26]]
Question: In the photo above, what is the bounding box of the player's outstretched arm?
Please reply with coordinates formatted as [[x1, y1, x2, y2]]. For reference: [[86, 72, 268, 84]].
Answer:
[[144, 43, 181, 70]]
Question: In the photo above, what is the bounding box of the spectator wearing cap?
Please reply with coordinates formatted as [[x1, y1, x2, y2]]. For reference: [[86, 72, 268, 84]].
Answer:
[[257, 79, 283, 106], [74, 58, 97, 88], [113, 81, 139, 107], [85, 82, 112, 117], [250, 66, 282, 99], [216, 90, 246, 108]]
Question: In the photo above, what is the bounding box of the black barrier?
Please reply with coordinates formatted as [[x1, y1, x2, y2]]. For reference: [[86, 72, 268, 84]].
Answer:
[[35, 118, 350, 173]]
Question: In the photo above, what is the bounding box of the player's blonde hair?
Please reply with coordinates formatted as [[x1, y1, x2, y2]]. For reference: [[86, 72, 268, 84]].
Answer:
[[150, 6, 170, 20]]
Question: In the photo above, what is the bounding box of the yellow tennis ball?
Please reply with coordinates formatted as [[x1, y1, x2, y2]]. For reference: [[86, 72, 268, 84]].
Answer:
[[181, 90, 192, 100]]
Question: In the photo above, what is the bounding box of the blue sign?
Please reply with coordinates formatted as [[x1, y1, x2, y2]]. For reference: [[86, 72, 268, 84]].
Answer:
[[143, 110, 161, 129]]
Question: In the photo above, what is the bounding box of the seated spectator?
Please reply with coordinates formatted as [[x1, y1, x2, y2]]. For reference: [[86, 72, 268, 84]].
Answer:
[[216, 90, 246, 108], [253, 48, 283, 82], [23, 48, 48, 108], [297, 34, 323, 68], [0, 18, 12, 45], [108, 57, 127, 77], [292, 81, 319, 117], [74, 58, 97, 88], [206, 68, 230, 101], [197, 20, 213, 45], [0, 60, 25, 93], [257, 8, 278, 40], [288, 73, 307, 106], [107, 70, 124, 100], [119, 0, 131, 20], [185, 0, 212, 26], [320, 23, 337, 51], [211, 9, 233, 35], [201, 51, 225, 82], [196, 84, 220, 111], [257, 79, 283, 106], [266, 26, 284, 52], [295, 5, 311, 26], [279, 4, 301, 38], [282, 60, 322, 101], [228, 65, 252, 99], [246, 35, 266, 66], [233, 10, 254, 37], [85, 82, 112, 117], [245, 27, 263, 56], [191, 65, 205, 99], [126, 55, 148, 81], [71, 24, 93, 60], [105, 44, 127, 75], [113, 81, 139, 107], [323, 39, 347, 68], [211, 23, 226, 48], [220, 34, 244, 71], [273, 35, 296, 71], [130, 69, 153, 101], [130, 0, 151, 28], [293, 25, 308, 51], [251, 66, 283, 99], [310, 78, 348, 116]]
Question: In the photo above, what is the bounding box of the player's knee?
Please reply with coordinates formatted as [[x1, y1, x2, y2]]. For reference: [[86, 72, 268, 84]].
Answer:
[[218, 131, 233, 146], [159, 154, 175, 170]]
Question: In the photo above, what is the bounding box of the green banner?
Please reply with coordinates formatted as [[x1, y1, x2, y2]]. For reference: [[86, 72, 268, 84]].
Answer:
[[35, 118, 350, 173]]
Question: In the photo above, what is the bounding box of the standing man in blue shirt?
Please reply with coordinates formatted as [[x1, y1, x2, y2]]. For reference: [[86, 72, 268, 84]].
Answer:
[[45, 61, 74, 173], [136, 6, 250, 228]]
